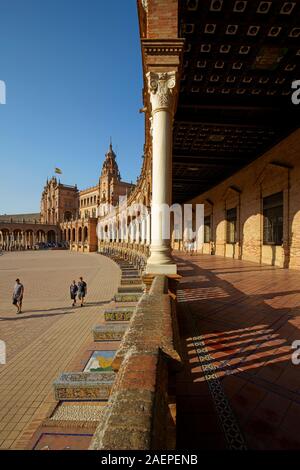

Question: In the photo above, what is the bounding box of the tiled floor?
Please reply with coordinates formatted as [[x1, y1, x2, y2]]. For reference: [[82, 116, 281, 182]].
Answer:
[[175, 253, 300, 450], [0, 250, 120, 449]]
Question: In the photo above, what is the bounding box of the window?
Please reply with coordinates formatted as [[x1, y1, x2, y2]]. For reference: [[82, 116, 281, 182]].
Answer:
[[263, 192, 283, 246], [226, 207, 237, 244], [204, 215, 212, 243]]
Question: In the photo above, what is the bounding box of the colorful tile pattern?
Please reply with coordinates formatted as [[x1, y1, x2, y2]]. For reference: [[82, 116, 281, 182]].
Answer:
[[84, 350, 115, 373]]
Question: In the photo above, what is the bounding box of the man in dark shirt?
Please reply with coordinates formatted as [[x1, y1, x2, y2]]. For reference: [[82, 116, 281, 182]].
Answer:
[[70, 280, 78, 307], [77, 277, 87, 307]]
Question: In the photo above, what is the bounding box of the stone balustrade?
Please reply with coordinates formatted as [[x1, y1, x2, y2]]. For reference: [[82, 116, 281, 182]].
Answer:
[[89, 275, 182, 450], [99, 241, 149, 273]]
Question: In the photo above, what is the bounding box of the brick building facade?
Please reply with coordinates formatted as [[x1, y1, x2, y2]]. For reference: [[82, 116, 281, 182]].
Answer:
[[59, 143, 135, 252], [172, 128, 300, 269]]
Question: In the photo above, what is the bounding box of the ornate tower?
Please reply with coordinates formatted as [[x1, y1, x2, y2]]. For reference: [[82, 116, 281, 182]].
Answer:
[[99, 141, 121, 206]]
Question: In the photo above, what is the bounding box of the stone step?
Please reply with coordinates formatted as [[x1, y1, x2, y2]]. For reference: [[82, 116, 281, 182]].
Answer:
[[120, 267, 137, 272], [92, 323, 128, 341], [53, 372, 115, 401], [121, 278, 142, 285], [122, 272, 139, 277], [104, 307, 135, 322], [121, 273, 140, 279], [114, 292, 143, 303], [118, 285, 144, 293]]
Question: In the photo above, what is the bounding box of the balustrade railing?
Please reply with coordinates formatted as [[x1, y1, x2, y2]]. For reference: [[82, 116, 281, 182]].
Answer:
[[99, 241, 150, 273]]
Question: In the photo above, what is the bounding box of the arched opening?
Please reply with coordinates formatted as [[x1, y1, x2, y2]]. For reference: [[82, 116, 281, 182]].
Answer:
[[47, 230, 56, 243], [78, 227, 82, 242], [72, 228, 76, 242], [83, 226, 88, 242], [36, 230, 46, 244], [0, 229, 10, 250], [68, 228, 71, 241], [64, 211, 72, 222], [25, 230, 34, 249], [12, 229, 22, 250]]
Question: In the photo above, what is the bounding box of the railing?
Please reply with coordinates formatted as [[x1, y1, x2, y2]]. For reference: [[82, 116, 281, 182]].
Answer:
[[89, 274, 182, 450], [99, 241, 150, 272], [0, 218, 41, 224]]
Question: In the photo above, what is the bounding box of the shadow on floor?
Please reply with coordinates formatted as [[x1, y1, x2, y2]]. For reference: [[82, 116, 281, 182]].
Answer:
[[174, 254, 300, 450], [0, 300, 112, 321]]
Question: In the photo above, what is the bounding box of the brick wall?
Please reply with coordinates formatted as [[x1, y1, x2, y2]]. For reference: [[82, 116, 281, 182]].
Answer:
[[147, 0, 178, 39], [180, 129, 300, 269]]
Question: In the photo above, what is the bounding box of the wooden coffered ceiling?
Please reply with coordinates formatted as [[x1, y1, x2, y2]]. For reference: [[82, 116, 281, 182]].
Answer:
[[173, 0, 300, 202]]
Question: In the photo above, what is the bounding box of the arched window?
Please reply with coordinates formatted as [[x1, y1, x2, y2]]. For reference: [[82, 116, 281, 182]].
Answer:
[[47, 230, 56, 243], [64, 211, 72, 222]]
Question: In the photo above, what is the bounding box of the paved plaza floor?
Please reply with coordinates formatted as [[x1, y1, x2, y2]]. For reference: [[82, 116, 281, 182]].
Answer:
[[175, 253, 300, 450], [0, 250, 120, 449]]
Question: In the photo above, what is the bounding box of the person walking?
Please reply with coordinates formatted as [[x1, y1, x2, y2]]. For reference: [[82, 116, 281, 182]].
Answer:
[[12, 278, 24, 314], [70, 280, 78, 307], [77, 277, 87, 307]]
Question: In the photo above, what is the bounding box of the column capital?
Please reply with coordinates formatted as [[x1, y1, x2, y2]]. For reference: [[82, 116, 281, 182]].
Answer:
[[146, 71, 176, 115]]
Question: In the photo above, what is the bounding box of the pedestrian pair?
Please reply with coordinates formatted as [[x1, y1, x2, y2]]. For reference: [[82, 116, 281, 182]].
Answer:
[[70, 277, 87, 307]]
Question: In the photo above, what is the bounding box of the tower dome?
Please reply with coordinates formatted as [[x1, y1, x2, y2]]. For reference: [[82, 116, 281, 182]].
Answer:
[[101, 141, 120, 179]]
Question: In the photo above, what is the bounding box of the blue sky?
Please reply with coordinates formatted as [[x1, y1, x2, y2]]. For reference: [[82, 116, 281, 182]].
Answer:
[[0, 0, 144, 214]]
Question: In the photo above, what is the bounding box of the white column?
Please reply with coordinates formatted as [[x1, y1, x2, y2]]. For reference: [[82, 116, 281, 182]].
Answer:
[[124, 218, 129, 243], [146, 71, 177, 274], [141, 218, 146, 245], [129, 218, 134, 243], [135, 219, 140, 244], [146, 211, 151, 246]]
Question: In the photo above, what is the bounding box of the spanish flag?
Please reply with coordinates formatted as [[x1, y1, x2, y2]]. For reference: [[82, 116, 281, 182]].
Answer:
[[54, 167, 62, 175]]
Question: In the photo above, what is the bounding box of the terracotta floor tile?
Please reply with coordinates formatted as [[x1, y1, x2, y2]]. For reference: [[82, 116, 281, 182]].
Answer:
[[175, 253, 300, 450]]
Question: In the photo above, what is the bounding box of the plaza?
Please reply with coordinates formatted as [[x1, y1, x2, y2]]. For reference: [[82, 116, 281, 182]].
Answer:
[[0, 0, 300, 453], [1, 249, 300, 450], [0, 250, 120, 449]]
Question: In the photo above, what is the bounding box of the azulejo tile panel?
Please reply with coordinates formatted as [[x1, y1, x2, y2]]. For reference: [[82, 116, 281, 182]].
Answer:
[[84, 350, 115, 373], [53, 371, 115, 400]]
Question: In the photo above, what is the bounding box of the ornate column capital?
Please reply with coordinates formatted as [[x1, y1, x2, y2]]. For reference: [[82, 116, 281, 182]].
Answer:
[[141, 0, 148, 12], [146, 71, 176, 115]]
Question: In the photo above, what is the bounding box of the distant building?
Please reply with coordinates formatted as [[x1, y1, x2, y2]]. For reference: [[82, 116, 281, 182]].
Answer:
[[59, 142, 135, 252], [40, 177, 79, 224], [0, 142, 134, 252]]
